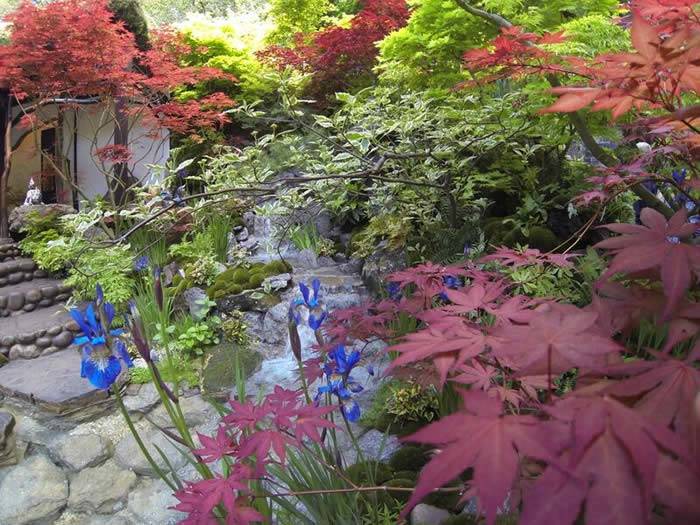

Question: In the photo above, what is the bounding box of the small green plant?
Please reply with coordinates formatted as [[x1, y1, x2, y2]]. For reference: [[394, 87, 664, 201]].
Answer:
[[174, 318, 221, 357], [289, 224, 335, 256], [65, 245, 136, 307], [386, 382, 440, 424], [221, 311, 249, 346], [183, 256, 220, 287]]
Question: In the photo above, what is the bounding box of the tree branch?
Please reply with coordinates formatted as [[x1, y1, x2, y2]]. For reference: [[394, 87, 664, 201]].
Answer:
[[453, 0, 512, 29]]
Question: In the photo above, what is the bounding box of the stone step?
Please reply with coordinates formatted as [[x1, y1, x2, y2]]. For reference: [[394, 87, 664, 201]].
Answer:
[[0, 258, 48, 288], [0, 278, 72, 317], [0, 348, 110, 416], [0, 304, 80, 360], [0, 243, 20, 263]]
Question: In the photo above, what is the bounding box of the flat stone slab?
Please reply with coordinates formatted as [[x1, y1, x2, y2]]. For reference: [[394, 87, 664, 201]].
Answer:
[[0, 348, 109, 413], [0, 303, 73, 334]]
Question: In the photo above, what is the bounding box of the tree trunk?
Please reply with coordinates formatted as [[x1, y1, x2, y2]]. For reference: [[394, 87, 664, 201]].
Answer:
[[0, 89, 12, 241], [112, 95, 133, 207]]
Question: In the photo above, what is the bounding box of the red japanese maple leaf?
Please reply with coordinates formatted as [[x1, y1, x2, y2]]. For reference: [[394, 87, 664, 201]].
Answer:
[[493, 304, 622, 376], [173, 465, 260, 524], [521, 396, 689, 525], [604, 356, 700, 443], [193, 426, 238, 464], [653, 454, 700, 522], [452, 360, 498, 391], [481, 246, 576, 268], [389, 262, 470, 304], [596, 208, 700, 319], [403, 390, 558, 525], [237, 429, 297, 465], [389, 320, 500, 385], [293, 405, 337, 444]]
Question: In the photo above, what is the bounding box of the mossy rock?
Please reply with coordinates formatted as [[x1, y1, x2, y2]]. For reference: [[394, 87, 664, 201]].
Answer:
[[384, 478, 415, 504], [389, 445, 430, 473], [482, 218, 510, 245], [208, 282, 244, 300], [248, 274, 265, 288], [424, 479, 463, 510], [392, 470, 418, 481], [345, 460, 394, 485], [526, 225, 559, 252], [232, 268, 250, 285], [200, 343, 263, 399], [503, 228, 527, 248], [263, 259, 291, 275]]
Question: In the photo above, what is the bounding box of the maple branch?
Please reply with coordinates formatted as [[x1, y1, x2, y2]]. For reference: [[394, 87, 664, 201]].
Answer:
[[263, 484, 464, 498], [452, 0, 512, 29]]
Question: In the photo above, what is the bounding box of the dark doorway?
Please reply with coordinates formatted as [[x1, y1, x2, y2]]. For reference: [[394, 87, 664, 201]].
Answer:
[[40, 127, 58, 204]]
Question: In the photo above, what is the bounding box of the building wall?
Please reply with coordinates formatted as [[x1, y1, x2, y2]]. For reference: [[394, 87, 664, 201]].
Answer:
[[9, 102, 170, 210]]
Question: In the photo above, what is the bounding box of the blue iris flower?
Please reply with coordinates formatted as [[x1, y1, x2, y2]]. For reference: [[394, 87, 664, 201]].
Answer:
[[309, 310, 328, 331], [317, 344, 364, 422], [672, 169, 687, 185], [439, 274, 462, 301], [133, 255, 150, 272], [327, 345, 361, 375], [299, 279, 321, 308], [386, 281, 402, 301], [72, 286, 132, 390], [642, 180, 658, 194], [288, 301, 303, 326]]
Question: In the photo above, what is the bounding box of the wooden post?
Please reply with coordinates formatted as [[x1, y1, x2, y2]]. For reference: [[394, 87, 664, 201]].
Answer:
[[0, 88, 12, 242]]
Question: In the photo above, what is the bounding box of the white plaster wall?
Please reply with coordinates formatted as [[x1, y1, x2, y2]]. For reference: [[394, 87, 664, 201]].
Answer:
[[70, 104, 170, 204], [9, 102, 169, 209]]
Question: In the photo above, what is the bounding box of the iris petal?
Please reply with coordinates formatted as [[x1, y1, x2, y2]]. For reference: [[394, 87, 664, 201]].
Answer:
[[299, 282, 310, 306], [342, 400, 361, 422], [82, 354, 121, 389], [70, 309, 92, 338]]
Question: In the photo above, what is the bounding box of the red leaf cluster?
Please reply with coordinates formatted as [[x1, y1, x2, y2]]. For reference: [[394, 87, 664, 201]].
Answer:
[[2, 0, 235, 137], [259, 0, 410, 103], [174, 387, 336, 523], [371, 208, 700, 524]]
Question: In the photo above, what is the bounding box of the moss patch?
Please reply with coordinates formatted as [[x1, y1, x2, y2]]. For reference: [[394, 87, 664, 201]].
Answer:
[[207, 259, 291, 300]]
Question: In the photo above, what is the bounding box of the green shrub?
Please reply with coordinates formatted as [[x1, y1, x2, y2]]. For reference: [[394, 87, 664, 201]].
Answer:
[[220, 311, 249, 346], [65, 245, 136, 308], [386, 382, 440, 424], [184, 256, 220, 287]]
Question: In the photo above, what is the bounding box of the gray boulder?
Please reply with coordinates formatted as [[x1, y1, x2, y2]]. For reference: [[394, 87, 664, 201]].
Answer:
[[48, 433, 112, 471], [0, 454, 68, 525], [9, 203, 75, 235], [68, 461, 137, 514], [126, 478, 184, 525], [410, 503, 452, 525], [114, 422, 188, 477]]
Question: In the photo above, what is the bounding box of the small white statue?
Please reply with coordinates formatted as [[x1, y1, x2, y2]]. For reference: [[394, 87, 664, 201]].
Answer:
[[23, 178, 42, 206]]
